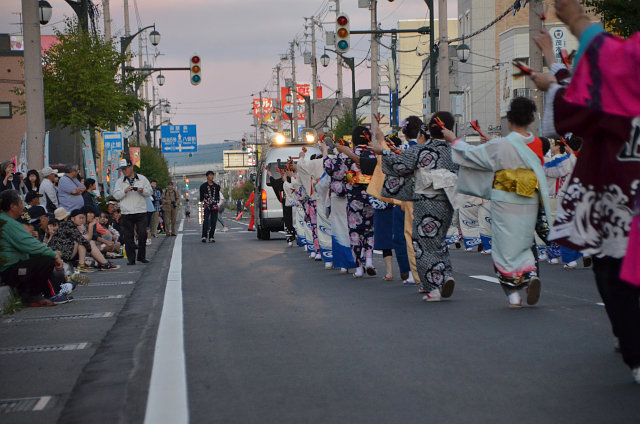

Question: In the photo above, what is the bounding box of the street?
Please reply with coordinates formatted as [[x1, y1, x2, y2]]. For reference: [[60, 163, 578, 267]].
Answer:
[[2, 215, 638, 424]]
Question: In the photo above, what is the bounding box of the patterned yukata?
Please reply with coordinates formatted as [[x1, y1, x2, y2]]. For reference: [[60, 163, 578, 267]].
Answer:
[[323, 154, 357, 269], [325, 147, 376, 268], [382, 140, 458, 292]]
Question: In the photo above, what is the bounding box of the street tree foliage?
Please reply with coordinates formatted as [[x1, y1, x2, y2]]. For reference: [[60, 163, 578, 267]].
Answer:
[[333, 109, 364, 141], [231, 181, 254, 202], [42, 18, 147, 132], [136, 146, 171, 188], [581, 0, 640, 38]]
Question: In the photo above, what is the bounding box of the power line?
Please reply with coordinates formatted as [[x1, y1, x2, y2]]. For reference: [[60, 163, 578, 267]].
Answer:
[[449, 0, 525, 44]]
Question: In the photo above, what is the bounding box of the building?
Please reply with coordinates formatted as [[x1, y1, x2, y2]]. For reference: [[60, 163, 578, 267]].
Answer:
[[0, 34, 27, 162], [397, 18, 458, 123]]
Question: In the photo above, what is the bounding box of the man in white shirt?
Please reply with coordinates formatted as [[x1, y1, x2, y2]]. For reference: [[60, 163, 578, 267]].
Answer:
[[113, 159, 152, 265], [38, 167, 58, 212]]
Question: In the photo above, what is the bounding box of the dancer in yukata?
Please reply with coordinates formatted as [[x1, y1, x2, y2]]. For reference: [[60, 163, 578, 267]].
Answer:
[[446, 97, 551, 308], [380, 112, 458, 301], [325, 127, 377, 278]]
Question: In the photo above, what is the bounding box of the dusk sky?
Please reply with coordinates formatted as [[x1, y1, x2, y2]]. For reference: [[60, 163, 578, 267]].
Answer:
[[1, 1, 458, 144]]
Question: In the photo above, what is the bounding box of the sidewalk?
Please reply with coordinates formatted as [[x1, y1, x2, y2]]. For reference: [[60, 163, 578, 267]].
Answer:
[[0, 233, 172, 423]]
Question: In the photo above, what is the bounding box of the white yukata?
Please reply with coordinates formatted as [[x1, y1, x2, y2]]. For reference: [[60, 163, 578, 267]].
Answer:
[[452, 132, 551, 286], [297, 158, 333, 263]]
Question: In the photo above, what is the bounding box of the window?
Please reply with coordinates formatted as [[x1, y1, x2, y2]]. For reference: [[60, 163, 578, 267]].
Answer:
[[0, 102, 11, 118]]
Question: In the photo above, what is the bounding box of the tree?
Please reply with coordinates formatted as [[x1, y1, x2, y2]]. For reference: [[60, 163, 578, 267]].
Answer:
[[136, 146, 170, 188], [581, 0, 640, 38], [333, 109, 365, 141], [42, 18, 146, 132], [231, 181, 254, 201]]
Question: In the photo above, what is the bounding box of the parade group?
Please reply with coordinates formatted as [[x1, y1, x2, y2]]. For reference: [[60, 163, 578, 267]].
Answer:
[[265, 1, 640, 384]]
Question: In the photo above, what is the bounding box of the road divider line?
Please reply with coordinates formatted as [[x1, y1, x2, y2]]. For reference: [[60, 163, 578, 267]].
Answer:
[[144, 233, 189, 424]]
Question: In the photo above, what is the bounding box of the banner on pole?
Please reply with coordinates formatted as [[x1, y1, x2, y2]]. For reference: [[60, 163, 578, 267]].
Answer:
[[129, 147, 141, 168], [81, 129, 97, 180]]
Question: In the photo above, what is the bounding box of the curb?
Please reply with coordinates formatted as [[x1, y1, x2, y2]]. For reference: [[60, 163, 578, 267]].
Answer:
[[0, 285, 14, 314]]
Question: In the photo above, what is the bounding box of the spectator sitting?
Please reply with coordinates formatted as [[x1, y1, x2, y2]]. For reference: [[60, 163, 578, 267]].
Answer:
[[48, 208, 118, 272], [25, 169, 40, 196], [99, 211, 120, 244], [0, 190, 72, 306], [24, 191, 42, 208], [111, 208, 122, 234], [43, 214, 58, 245], [86, 206, 121, 255], [75, 208, 120, 270], [27, 205, 49, 242]]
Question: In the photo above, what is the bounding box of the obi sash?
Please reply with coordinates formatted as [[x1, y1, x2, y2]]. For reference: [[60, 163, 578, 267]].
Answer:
[[493, 169, 538, 198]]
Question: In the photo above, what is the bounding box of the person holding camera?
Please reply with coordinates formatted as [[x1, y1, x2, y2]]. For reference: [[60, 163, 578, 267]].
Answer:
[[162, 181, 179, 237], [113, 159, 152, 265]]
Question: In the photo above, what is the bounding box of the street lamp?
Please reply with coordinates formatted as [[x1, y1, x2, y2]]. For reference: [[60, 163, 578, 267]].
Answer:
[[157, 73, 165, 86], [38, 0, 52, 25], [456, 43, 470, 63], [320, 53, 330, 67], [149, 29, 161, 46]]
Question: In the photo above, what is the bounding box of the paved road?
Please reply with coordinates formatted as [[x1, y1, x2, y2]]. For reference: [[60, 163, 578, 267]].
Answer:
[[1, 215, 639, 423]]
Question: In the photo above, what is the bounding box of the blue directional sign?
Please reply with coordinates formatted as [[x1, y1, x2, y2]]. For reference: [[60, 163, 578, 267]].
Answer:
[[161, 125, 198, 153], [103, 132, 123, 151]]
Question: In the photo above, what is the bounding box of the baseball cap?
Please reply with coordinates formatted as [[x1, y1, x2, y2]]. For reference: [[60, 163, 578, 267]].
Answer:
[[70, 209, 85, 218], [24, 191, 42, 203], [118, 159, 133, 170], [17, 212, 32, 224], [28, 205, 47, 219], [41, 166, 55, 177]]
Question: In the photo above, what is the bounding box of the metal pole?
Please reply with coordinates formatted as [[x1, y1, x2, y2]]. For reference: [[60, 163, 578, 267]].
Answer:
[[275, 65, 283, 133], [426, 0, 437, 113], [391, 33, 399, 130], [528, 0, 544, 133], [290, 41, 298, 141], [22, 0, 46, 171], [310, 18, 318, 105], [438, 0, 450, 112], [259, 91, 265, 146], [370, 0, 379, 132], [345, 57, 356, 125], [335, 0, 344, 102]]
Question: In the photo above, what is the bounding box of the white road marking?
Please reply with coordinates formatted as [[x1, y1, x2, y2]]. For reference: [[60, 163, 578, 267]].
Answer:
[[33, 396, 51, 411], [470, 275, 500, 284], [144, 233, 189, 424]]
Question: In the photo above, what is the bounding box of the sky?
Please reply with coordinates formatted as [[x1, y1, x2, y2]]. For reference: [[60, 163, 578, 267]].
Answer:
[[1, 0, 458, 144]]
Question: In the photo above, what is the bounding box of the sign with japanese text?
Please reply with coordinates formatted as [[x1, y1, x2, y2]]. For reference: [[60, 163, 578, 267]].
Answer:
[[161, 125, 198, 153], [280, 83, 323, 121]]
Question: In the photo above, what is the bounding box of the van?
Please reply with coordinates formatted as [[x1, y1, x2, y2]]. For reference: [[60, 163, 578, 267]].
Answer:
[[254, 143, 321, 240]]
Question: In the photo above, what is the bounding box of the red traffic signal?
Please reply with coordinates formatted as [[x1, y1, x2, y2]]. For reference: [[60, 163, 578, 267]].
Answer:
[[190, 54, 201, 85], [336, 13, 350, 54]]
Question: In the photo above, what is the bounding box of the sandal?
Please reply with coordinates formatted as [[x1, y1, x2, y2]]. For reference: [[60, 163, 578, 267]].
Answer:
[[382, 274, 394, 281]]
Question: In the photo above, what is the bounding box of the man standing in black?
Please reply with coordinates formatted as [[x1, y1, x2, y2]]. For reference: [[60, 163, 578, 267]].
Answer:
[[200, 171, 221, 243]]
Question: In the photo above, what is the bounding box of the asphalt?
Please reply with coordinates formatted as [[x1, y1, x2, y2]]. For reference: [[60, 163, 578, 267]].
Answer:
[[1, 213, 639, 424]]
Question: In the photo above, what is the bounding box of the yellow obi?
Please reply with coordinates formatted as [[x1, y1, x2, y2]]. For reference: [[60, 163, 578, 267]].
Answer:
[[346, 172, 371, 185], [493, 169, 539, 198]]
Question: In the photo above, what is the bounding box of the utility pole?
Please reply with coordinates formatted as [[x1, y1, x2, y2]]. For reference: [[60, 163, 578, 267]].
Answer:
[[424, 0, 437, 114], [370, 0, 379, 131], [103, 0, 111, 40], [527, 0, 544, 130], [21, 0, 46, 170], [275, 65, 283, 133], [334, 0, 344, 102], [438, 0, 450, 112], [310, 17, 318, 126], [290, 41, 299, 141]]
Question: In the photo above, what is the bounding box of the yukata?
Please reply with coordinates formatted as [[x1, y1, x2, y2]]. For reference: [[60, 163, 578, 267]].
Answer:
[[299, 158, 332, 262], [542, 25, 640, 370], [324, 154, 357, 269], [381, 140, 421, 284], [452, 132, 551, 287], [382, 139, 458, 293], [458, 195, 482, 250], [478, 200, 492, 252], [297, 160, 320, 255], [543, 152, 577, 261], [285, 176, 306, 247]]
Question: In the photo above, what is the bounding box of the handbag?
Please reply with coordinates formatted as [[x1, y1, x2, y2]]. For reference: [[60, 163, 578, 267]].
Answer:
[[44, 193, 57, 213], [535, 203, 550, 244]]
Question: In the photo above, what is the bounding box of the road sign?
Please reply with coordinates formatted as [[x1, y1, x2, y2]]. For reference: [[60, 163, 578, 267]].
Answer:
[[223, 150, 250, 170], [103, 132, 123, 151], [161, 125, 198, 153]]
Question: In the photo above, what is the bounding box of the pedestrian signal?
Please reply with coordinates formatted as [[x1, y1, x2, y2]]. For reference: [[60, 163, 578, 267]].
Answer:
[[190, 54, 201, 86]]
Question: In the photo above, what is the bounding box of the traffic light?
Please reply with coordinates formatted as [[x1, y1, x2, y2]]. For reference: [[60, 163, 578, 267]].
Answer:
[[185, 178, 189, 190], [242, 137, 246, 151], [378, 57, 397, 91], [336, 13, 350, 54], [190, 54, 201, 85]]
